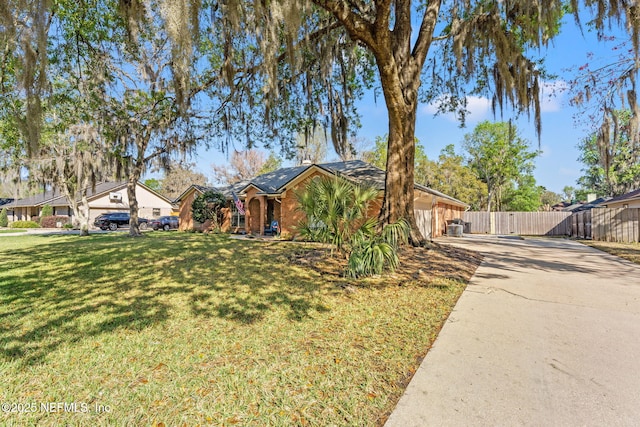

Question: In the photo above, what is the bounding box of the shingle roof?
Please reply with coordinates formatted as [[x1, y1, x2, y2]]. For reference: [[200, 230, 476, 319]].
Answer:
[[218, 180, 251, 198], [318, 160, 387, 190], [5, 188, 67, 207], [602, 188, 640, 205], [174, 181, 250, 203], [566, 197, 611, 212], [322, 160, 467, 207], [242, 165, 313, 194]]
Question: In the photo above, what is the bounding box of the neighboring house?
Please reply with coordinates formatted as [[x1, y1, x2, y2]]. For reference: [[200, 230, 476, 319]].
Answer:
[[176, 160, 468, 238], [563, 197, 611, 213], [597, 188, 640, 209], [4, 181, 175, 226]]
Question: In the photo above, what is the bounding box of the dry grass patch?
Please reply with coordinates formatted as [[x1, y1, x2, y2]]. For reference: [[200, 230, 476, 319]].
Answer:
[[0, 233, 481, 426], [580, 240, 640, 265]]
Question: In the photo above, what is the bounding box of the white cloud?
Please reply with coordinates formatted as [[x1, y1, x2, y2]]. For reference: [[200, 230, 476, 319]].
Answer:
[[421, 95, 491, 123], [466, 96, 492, 118], [422, 81, 569, 119]]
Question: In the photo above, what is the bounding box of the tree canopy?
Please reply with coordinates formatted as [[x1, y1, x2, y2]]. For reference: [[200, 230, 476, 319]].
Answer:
[[576, 109, 640, 197], [427, 145, 488, 211], [463, 121, 539, 212], [212, 150, 282, 185], [159, 162, 210, 200]]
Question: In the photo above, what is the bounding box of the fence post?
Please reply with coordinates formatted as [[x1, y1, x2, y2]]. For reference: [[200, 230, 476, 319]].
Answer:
[[490, 212, 495, 234]]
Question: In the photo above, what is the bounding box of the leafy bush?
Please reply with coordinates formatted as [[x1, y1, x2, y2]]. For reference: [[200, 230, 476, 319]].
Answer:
[[39, 216, 72, 228], [296, 176, 409, 278], [192, 190, 226, 230], [0, 208, 8, 227], [10, 220, 40, 229], [40, 204, 53, 218]]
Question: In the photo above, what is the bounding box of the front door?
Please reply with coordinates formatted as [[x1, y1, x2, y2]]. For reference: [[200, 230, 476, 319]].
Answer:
[[266, 200, 274, 224]]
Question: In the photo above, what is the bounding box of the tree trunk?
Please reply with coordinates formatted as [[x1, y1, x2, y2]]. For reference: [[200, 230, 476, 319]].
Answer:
[[61, 178, 91, 236], [377, 65, 425, 246], [79, 193, 90, 236], [127, 171, 142, 237]]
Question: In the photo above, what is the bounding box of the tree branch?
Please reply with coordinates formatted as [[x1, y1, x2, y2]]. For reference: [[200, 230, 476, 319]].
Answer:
[[412, 0, 442, 68], [312, 0, 376, 51]]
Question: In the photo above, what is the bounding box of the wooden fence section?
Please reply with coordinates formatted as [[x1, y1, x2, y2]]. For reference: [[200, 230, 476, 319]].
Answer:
[[460, 209, 640, 242], [590, 208, 640, 243], [462, 212, 572, 236], [571, 210, 592, 239]]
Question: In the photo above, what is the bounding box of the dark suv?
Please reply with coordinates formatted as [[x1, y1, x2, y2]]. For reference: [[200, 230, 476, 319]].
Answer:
[[149, 216, 179, 231], [94, 212, 149, 231]]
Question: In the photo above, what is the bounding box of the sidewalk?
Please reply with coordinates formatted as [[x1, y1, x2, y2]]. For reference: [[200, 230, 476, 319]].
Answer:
[[385, 236, 640, 426]]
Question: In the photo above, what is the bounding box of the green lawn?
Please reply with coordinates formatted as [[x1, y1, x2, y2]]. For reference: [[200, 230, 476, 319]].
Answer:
[[0, 229, 27, 234], [0, 233, 473, 426]]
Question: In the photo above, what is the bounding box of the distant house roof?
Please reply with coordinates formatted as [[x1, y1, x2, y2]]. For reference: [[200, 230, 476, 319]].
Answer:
[[5, 181, 173, 209], [0, 198, 13, 207], [561, 197, 611, 212], [598, 188, 640, 206]]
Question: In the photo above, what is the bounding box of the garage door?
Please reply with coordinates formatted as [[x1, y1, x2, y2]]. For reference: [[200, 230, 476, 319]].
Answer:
[[414, 208, 432, 239]]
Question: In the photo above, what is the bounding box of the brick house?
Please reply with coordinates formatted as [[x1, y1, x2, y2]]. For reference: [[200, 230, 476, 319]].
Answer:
[[176, 160, 468, 238]]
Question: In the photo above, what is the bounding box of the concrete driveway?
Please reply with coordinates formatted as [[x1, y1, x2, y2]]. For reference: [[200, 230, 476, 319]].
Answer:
[[385, 236, 640, 427]]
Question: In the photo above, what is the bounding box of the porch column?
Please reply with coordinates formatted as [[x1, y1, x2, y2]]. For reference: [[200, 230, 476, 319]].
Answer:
[[244, 195, 252, 234], [259, 196, 265, 235]]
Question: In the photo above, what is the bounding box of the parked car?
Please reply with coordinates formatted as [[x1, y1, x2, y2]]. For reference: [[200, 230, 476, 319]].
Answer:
[[94, 212, 149, 231], [149, 215, 179, 231]]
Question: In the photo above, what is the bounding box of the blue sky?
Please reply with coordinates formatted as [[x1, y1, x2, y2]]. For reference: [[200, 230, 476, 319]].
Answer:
[[189, 16, 627, 195]]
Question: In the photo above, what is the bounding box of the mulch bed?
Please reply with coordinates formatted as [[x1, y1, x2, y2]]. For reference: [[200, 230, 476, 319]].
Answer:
[[289, 241, 484, 287]]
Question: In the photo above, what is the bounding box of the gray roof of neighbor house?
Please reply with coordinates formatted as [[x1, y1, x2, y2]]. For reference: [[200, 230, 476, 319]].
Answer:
[[599, 188, 640, 205], [5, 181, 172, 208], [243, 160, 468, 207], [564, 197, 611, 212], [5, 187, 69, 208]]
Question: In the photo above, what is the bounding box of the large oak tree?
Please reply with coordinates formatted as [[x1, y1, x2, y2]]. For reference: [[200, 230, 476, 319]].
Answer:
[[211, 0, 639, 244]]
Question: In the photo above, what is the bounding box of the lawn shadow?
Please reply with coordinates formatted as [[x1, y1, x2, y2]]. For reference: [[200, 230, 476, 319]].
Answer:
[[0, 234, 336, 365]]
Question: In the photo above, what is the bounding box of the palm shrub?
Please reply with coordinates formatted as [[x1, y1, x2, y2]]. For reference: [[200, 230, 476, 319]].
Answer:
[[296, 176, 378, 253], [296, 176, 409, 277], [347, 219, 409, 278], [0, 208, 8, 227]]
